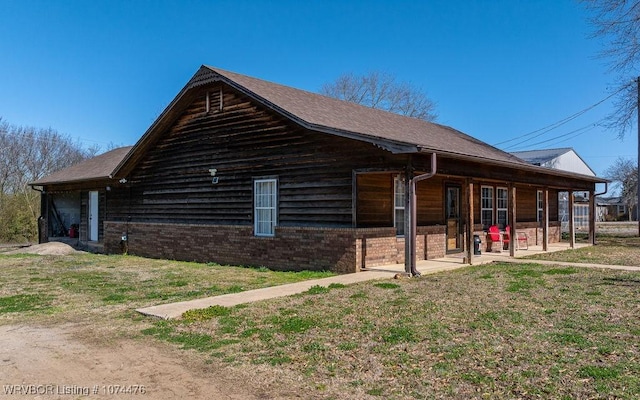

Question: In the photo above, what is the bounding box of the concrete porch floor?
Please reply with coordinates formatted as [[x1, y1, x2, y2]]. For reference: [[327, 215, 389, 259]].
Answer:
[[365, 242, 590, 275]]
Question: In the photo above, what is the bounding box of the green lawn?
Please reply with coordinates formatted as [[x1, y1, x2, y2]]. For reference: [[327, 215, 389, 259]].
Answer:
[[525, 235, 640, 267], [1, 238, 640, 399]]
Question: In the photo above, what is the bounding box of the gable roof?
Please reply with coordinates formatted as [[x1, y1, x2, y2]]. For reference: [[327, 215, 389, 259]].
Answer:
[[32, 66, 605, 186], [30, 146, 133, 186], [511, 148, 573, 166], [511, 147, 597, 176], [114, 65, 539, 176]]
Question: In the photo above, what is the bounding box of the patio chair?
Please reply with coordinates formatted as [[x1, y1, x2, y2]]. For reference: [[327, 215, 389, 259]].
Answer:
[[486, 225, 503, 252], [516, 231, 529, 250]]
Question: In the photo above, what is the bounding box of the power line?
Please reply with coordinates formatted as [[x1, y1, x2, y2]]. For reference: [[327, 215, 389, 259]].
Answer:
[[493, 84, 630, 148], [504, 122, 600, 151]]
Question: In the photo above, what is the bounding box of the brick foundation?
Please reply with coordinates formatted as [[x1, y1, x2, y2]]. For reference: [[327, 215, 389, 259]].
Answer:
[[104, 221, 448, 273]]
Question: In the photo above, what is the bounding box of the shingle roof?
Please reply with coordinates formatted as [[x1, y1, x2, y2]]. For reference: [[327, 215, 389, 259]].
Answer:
[[34, 66, 604, 185], [511, 148, 573, 166], [30, 146, 133, 185], [205, 66, 530, 167]]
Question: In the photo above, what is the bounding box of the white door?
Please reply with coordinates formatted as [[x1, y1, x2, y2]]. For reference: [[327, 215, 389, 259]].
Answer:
[[88, 191, 99, 241]]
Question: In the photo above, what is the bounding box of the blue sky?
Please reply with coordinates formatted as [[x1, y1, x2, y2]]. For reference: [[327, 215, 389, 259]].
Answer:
[[0, 0, 636, 179]]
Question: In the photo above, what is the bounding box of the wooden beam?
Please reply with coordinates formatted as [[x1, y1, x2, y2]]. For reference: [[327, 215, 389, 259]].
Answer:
[[589, 190, 596, 245], [351, 170, 357, 228], [509, 184, 516, 257], [543, 187, 549, 251], [568, 190, 575, 249], [466, 179, 474, 264]]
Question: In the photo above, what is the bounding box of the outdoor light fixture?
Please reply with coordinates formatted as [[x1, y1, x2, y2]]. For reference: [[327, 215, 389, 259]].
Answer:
[[119, 178, 127, 184], [209, 168, 218, 184]]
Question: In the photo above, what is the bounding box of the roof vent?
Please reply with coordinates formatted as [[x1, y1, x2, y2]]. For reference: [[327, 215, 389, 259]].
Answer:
[[206, 87, 224, 113]]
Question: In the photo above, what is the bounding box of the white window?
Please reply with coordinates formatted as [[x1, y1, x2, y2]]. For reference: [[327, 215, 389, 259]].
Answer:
[[496, 187, 508, 228], [537, 190, 543, 223], [394, 177, 405, 236], [254, 179, 277, 236], [481, 186, 493, 229]]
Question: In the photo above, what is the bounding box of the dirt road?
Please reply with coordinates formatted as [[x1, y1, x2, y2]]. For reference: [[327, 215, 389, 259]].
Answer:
[[0, 324, 269, 400]]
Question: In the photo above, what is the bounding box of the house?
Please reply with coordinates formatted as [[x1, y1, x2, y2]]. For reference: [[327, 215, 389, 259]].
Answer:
[[511, 148, 596, 177], [512, 148, 600, 232], [30, 66, 606, 274], [597, 196, 637, 221]]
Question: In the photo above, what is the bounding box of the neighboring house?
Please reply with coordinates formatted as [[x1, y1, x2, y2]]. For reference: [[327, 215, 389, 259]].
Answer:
[[30, 66, 606, 274], [512, 148, 598, 232], [597, 196, 636, 221], [511, 148, 596, 177]]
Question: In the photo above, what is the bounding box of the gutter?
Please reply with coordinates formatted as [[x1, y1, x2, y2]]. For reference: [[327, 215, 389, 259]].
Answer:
[[407, 152, 437, 276], [594, 182, 608, 197]]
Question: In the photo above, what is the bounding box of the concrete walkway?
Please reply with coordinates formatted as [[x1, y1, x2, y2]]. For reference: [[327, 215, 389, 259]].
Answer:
[[136, 242, 638, 320]]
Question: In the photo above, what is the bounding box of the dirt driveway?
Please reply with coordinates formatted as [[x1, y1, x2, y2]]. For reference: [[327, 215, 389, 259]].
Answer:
[[0, 323, 293, 400]]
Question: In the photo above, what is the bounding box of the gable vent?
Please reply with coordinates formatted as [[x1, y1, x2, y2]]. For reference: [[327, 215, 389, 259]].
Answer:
[[206, 87, 224, 113]]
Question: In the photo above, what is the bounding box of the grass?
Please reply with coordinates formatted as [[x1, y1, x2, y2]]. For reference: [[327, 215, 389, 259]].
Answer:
[[2, 236, 640, 398], [525, 234, 640, 267], [0, 252, 334, 325], [141, 248, 640, 398]]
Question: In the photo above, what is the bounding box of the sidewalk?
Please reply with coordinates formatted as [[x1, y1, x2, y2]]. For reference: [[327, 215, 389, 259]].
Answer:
[[136, 260, 472, 320], [136, 242, 637, 320]]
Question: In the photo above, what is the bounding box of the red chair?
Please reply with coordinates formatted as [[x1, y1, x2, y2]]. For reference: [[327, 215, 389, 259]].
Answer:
[[486, 225, 503, 252]]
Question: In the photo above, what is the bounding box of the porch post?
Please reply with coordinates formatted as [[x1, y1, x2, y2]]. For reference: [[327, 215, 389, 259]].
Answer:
[[509, 185, 516, 257], [542, 187, 549, 251], [465, 179, 474, 264], [404, 162, 413, 276], [589, 190, 596, 245], [568, 190, 575, 248]]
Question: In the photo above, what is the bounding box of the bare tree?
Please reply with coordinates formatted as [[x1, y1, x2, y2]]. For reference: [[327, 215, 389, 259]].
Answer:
[[605, 157, 638, 220], [583, 0, 640, 139], [0, 118, 98, 242], [320, 71, 438, 121]]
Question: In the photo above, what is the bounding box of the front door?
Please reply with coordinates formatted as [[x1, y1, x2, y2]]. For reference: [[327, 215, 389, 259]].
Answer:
[[88, 191, 99, 242], [446, 185, 462, 252]]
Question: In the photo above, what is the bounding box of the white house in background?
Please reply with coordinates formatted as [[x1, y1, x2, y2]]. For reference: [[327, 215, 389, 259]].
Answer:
[[511, 148, 596, 177], [512, 148, 596, 231]]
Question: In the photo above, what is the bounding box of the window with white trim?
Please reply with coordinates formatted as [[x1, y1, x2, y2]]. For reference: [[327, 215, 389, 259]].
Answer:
[[394, 177, 405, 236], [481, 186, 494, 229], [254, 179, 277, 236], [537, 190, 543, 223], [496, 187, 508, 228]]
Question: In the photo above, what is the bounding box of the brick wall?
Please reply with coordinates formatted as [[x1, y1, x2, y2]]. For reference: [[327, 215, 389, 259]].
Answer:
[[104, 222, 449, 273]]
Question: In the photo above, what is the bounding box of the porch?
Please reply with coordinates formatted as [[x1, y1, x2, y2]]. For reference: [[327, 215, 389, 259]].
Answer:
[[365, 242, 590, 275]]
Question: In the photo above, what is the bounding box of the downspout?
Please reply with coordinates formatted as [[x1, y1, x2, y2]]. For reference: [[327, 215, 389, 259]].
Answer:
[[407, 152, 437, 276], [593, 182, 609, 245]]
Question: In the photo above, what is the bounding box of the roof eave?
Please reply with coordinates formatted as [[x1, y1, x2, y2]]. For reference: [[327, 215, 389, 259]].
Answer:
[[29, 175, 114, 187], [419, 148, 608, 184]]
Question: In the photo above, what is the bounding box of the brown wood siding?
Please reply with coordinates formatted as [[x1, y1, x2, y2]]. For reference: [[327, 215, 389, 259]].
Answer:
[[438, 157, 596, 191], [108, 85, 405, 228], [416, 176, 445, 225], [549, 189, 559, 222], [356, 174, 393, 227], [516, 186, 538, 223]]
